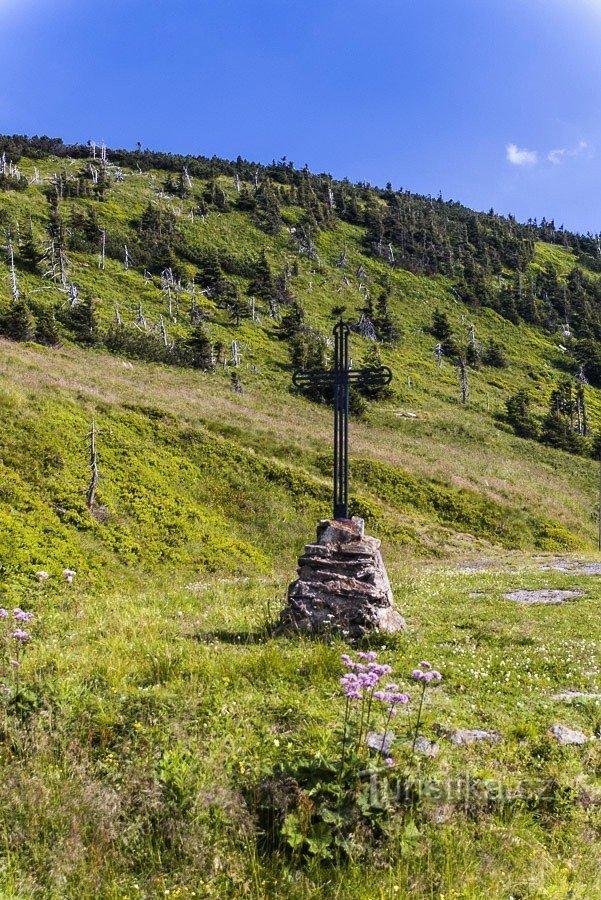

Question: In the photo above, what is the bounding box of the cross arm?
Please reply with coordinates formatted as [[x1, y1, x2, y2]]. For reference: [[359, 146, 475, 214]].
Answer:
[[347, 365, 393, 390], [292, 369, 336, 389]]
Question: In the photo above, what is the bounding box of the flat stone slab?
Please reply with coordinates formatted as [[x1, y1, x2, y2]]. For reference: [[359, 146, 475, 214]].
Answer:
[[450, 728, 502, 746], [316, 518, 364, 545], [578, 563, 601, 576], [539, 561, 601, 576], [504, 589, 585, 605], [366, 730, 395, 756], [552, 691, 601, 702], [549, 724, 589, 745]]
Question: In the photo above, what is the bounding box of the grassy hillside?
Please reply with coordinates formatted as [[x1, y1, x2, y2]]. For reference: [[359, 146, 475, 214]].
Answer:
[[0, 144, 600, 897]]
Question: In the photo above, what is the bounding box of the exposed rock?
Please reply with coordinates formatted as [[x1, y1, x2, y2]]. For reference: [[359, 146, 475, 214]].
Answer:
[[549, 724, 589, 745], [366, 730, 395, 756], [406, 735, 440, 757], [276, 517, 406, 638], [552, 691, 601, 702], [450, 728, 502, 746], [577, 563, 601, 576], [504, 589, 585, 605], [539, 560, 601, 576]]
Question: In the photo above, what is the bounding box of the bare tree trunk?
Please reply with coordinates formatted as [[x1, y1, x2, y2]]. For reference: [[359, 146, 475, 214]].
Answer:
[[6, 232, 19, 302], [58, 247, 68, 287], [136, 302, 147, 329], [99, 229, 106, 270], [458, 358, 469, 404], [86, 419, 99, 512], [159, 315, 169, 347]]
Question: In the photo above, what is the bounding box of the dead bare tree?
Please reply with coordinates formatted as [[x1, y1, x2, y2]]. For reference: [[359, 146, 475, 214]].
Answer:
[[58, 245, 68, 287], [469, 323, 476, 351], [190, 296, 202, 325], [6, 232, 19, 303], [86, 419, 99, 512], [135, 301, 147, 329], [352, 313, 377, 341], [336, 246, 348, 268], [99, 229, 106, 270], [458, 358, 469, 404], [158, 315, 169, 347]]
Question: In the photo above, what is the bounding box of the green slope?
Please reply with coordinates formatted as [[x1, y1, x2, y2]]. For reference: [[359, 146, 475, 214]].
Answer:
[[0, 149, 600, 597], [0, 145, 600, 898]]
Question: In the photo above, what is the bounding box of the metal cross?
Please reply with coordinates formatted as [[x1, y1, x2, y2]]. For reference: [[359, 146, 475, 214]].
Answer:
[[292, 321, 393, 521]]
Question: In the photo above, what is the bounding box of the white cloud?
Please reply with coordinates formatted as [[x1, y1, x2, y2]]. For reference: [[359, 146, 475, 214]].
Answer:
[[547, 140, 589, 164], [507, 144, 538, 166], [506, 144, 538, 166]]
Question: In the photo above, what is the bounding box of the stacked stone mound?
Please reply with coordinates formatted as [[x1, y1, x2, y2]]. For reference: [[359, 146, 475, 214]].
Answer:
[[277, 517, 406, 638]]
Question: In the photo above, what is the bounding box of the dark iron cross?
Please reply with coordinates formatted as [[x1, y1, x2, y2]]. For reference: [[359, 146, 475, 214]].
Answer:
[[292, 321, 393, 521]]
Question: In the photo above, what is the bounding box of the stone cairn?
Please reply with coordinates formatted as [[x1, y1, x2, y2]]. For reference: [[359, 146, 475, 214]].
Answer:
[[276, 517, 405, 638]]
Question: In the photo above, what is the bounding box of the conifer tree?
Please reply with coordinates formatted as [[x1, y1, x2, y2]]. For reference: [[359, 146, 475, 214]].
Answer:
[[0, 299, 36, 341], [186, 324, 214, 370], [431, 307, 453, 342], [374, 285, 399, 343], [505, 389, 538, 440], [63, 296, 98, 346], [249, 251, 276, 305]]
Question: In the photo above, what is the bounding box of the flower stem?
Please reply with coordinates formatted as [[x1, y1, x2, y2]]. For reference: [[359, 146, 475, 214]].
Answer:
[[339, 695, 350, 778], [410, 682, 427, 762], [380, 707, 394, 756]]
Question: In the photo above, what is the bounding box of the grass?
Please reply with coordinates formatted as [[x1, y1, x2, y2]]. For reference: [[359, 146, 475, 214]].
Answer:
[[0, 554, 599, 897], [0, 152, 600, 896]]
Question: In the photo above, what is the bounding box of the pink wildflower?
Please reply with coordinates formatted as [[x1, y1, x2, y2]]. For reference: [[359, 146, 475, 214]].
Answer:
[[11, 629, 31, 642], [13, 609, 34, 623]]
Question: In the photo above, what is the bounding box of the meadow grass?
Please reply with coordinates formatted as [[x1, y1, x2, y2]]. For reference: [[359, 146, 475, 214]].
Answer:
[[0, 154, 600, 896]]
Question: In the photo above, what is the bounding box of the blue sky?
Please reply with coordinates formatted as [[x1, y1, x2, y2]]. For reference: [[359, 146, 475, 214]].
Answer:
[[1, 0, 600, 233]]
